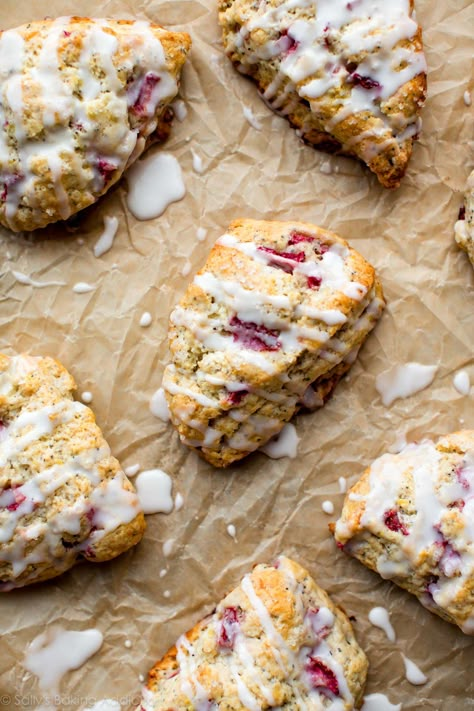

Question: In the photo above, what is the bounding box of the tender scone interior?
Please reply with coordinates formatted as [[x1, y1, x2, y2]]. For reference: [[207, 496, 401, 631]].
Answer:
[[0, 353, 145, 590], [218, 0, 426, 189], [333, 431, 474, 635], [454, 169, 474, 268], [163, 218, 384, 467], [139, 556, 368, 710], [0, 17, 191, 232]]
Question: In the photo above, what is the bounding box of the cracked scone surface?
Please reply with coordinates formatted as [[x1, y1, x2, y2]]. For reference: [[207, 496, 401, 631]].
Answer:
[[139, 556, 368, 710], [163, 218, 384, 467], [334, 431, 474, 635], [0, 353, 145, 590], [454, 169, 474, 268], [218, 0, 426, 188], [0, 16, 191, 232]]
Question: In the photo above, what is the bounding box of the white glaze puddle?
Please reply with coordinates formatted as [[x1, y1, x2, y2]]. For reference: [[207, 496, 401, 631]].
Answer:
[[338, 476, 347, 493], [260, 423, 299, 459], [126, 152, 185, 220], [12, 270, 65, 288], [135, 469, 174, 515], [124, 463, 140, 477], [150, 387, 170, 422], [375, 363, 437, 406], [227, 523, 237, 540], [24, 626, 103, 695], [361, 694, 401, 711], [73, 282, 96, 294], [93, 216, 119, 258], [453, 370, 471, 395], [139, 311, 152, 328], [174, 492, 184, 511], [85, 701, 121, 711], [81, 391, 93, 404], [196, 227, 207, 241], [191, 149, 204, 174], [243, 105, 262, 130], [322, 500, 334, 515], [402, 655, 427, 685], [368, 607, 396, 642]]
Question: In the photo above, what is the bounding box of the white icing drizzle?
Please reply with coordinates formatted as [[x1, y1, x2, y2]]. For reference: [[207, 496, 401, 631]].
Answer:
[[73, 281, 96, 293], [243, 105, 263, 130], [12, 270, 66, 288], [453, 370, 471, 396], [368, 606, 396, 642], [149, 387, 170, 422], [401, 655, 427, 685], [362, 693, 401, 711], [24, 626, 103, 695], [126, 152, 185, 220], [261, 422, 299, 459], [93, 216, 119, 257], [139, 311, 153, 327], [135, 469, 174, 515], [375, 362, 437, 406]]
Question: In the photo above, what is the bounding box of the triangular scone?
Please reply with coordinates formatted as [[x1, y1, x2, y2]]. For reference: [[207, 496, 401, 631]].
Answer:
[[219, 0, 426, 188], [455, 169, 474, 268], [333, 431, 474, 635], [0, 17, 191, 232], [0, 353, 145, 589], [139, 556, 368, 710], [163, 219, 384, 467]]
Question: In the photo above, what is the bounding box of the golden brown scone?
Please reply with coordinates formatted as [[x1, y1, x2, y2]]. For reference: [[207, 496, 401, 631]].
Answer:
[[0, 17, 191, 232], [139, 556, 368, 710], [455, 169, 474, 267], [163, 218, 384, 467], [0, 353, 145, 590], [218, 0, 426, 188], [333, 431, 474, 635]]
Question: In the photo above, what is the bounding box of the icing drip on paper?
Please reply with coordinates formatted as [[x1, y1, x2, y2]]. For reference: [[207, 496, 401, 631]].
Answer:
[[362, 694, 401, 711], [139, 311, 152, 327], [402, 655, 427, 685], [368, 607, 396, 642], [322, 500, 334, 515], [149, 387, 170, 422], [227, 523, 237, 539], [93, 216, 119, 257], [375, 362, 437, 406], [453, 370, 470, 396], [124, 463, 140, 477], [12, 270, 66, 288], [191, 149, 204, 173], [73, 281, 96, 293], [135, 469, 174, 514], [261, 422, 299, 459], [243, 105, 263, 130], [81, 391, 93, 404], [126, 152, 185, 220]]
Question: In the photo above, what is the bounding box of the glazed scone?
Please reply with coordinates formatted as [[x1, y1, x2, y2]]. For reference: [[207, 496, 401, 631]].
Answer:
[[454, 169, 474, 267], [0, 353, 145, 590], [139, 556, 368, 710], [163, 218, 384, 467], [219, 0, 426, 188], [0, 17, 191, 232], [333, 431, 474, 634]]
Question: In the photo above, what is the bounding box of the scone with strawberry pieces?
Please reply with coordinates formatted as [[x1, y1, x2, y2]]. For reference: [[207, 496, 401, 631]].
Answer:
[[138, 556, 368, 710], [454, 169, 474, 268]]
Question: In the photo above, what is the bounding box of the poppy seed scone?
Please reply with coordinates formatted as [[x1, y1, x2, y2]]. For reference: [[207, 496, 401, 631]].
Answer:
[[218, 0, 427, 188], [0, 353, 145, 590], [163, 219, 384, 467], [333, 432, 474, 635], [454, 169, 474, 268], [139, 556, 368, 710], [0, 17, 191, 232]]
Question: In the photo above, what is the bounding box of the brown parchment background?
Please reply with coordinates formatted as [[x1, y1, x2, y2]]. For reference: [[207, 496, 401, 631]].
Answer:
[[0, 0, 473, 709]]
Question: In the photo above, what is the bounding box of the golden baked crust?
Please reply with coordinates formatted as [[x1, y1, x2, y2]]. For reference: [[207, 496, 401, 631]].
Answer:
[[454, 169, 474, 268], [218, 0, 426, 188], [0, 353, 145, 589], [0, 17, 191, 232], [163, 218, 384, 467], [139, 556, 368, 710], [333, 431, 474, 634]]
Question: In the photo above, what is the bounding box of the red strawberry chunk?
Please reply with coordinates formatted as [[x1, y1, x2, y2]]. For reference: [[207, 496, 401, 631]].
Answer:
[[305, 657, 339, 696], [259, 246, 306, 262], [218, 606, 242, 649], [307, 276, 322, 290], [458, 206, 466, 221], [383, 508, 409, 536], [1, 172, 23, 201], [226, 390, 248, 405], [350, 73, 381, 90], [454, 463, 471, 490], [287, 231, 315, 246], [6, 490, 26, 512], [97, 158, 117, 184], [132, 73, 161, 117], [229, 315, 281, 352], [279, 29, 299, 54]]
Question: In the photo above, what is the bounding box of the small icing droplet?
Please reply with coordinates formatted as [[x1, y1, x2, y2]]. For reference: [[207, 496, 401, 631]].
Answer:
[[191, 148, 204, 174], [163, 590, 171, 598], [126, 152, 185, 220], [174, 492, 184, 511], [135, 469, 173, 515], [196, 227, 207, 242], [375, 363, 437, 406], [93, 216, 119, 258], [124, 640, 132, 649], [159, 568, 167, 578], [163, 539, 174, 557], [12, 270, 65, 288], [319, 160, 332, 174], [181, 260, 192, 277], [464, 90, 472, 107], [73, 282, 96, 294], [453, 370, 470, 395], [139, 311, 152, 328], [138, 674, 145, 683], [322, 500, 334, 515], [361, 694, 401, 711], [402, 655, 427, 685], [81, 391, 93, 404], [124, 463, 140, 477], [368, 607, 396, 642], [338, 477, 347, 494], [243, 105, 262, 130], [261, 423, 299, 459], [150, 387, 170, 422], [227, 524, 237, 539], [171, 98, 187, 121]]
